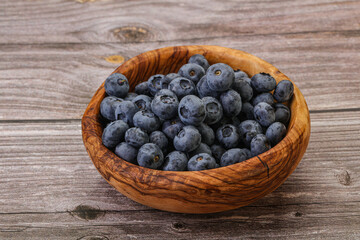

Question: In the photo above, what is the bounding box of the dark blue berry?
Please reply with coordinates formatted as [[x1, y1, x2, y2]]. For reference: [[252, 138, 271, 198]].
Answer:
[[251, 73, 276, 92], [265, 122, 287, 146], [104, 73, 129, 98], [124, 92, 138, 101], [161, 73, 180, 89], [102, 120, 129, 148], [254, 102, 276, 127], [243, 148, 252, 159], [250, 134, 271, 156], [178, 95, 206, 126], [206, 63, 235, 91], [238, 120, 263, 147], [100, 96, 123, 121], [125, 127, 149, 148], [173, 126, 201, 152], [114, 100, 139, 126], [149, 130, 168, 151], [274, 103, 291, 124], [178, 63, 205, 84], [196, 123, 215, 146], [154, 89, 177, 99], [210, 144, 226, 163], [220, 148, 248, 167], [187, 153, 217, 171], [202, 97, 223, 125], [239, 102, 254, 121], [162, 118, 185, 139], [151, 93, 179, 120], [232, 78, 253, 102], [220, 89, 242, 117], [216, 124, 240, 149], [168, 77, 196, 99], [209, 115, 232, 131], [132, 95, 152, 111], [234, 69, 249, 79], [188, 54, 210, 71], [273, 80, 294, 102], [147, 74, 164, 96], [137, 143, 164, 169], [197, 76, 220, 99], [114, 142, 138, 164], [189, 143, 212, 158], [252, 93, 274, 107], [133, 110, 161, 133], [135, 82, 150, 96], [162, 151, 188, 171]]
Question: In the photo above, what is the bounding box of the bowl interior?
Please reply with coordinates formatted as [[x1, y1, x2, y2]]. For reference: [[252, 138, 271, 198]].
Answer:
[[82, 45, 310, 213]]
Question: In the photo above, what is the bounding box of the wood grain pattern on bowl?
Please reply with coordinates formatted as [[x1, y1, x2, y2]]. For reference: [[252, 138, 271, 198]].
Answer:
[[82, 45, 310, 214]]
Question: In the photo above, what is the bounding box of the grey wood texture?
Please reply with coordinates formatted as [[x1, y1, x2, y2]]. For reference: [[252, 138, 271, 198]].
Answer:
[[0, 0, 359, 239]]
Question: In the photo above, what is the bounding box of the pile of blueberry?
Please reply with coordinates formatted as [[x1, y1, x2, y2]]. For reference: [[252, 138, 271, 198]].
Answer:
[[100, 54, 294, 171]]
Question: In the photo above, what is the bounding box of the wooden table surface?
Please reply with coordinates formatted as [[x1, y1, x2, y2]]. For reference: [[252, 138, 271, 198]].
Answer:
[[1, 0, 359, 239]]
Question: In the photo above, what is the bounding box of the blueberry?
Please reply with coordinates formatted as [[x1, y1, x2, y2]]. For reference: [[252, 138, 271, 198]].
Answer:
[[124, 92, 138, 101], [114, 142, 138, 164], [251, 73, 276, 92], [202, 97, 223, 125], [252, 93, 274, 107], [188, 54, 210, 71], [135, 82, 150, 96], [253, 102, 276, 127], [273, 80, 294, 102], [266, 122, 287, 146], [196, 76, 220, 99], [220, 148, 248, 167], [162, 118, 185, 139], [234, 69, 249, 80], [209, 115, 232, 131], [178, 63, 205, 84], [161, 73, 180, 89], [114, 100, 139, 126], [100, 96, 123, 121], [132, 95, 152, 111], [162, 151, 188, 171], [133, 110, 161, 133], [125, 127, 149, 148], [168, 77, 196, 99], [137, 143, 164, 169], [187, 153, 217, 171], [216, 124, 240, 149], [189, 143, 212, 158], [151, 93, 179, 120], [154, 89, 177, 99], [196, 123, 215, 145], [238, 120, 263, 147], [147, 74, 164, 96], [239, 102, 254, 121], [104, 73, 129, 98], [232, 78, 253, 102], [220, 89, 242, 117], [178, 95, 206, 126], [243, 148, 252, 159], [102, 120, 129, 148], [250, 134, 271, 156], [274, 103, 291, 124], [173, 126, 201, 152], [210, 144, 226, 163], [149, 130, 168, 151], [206, 63, 235, 91]]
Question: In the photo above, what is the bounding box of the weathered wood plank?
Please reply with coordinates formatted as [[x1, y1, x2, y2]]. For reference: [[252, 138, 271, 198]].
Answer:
[[0, 111, 359, 239], [1, 31, 359, 120], [0, 0, 359, 44]]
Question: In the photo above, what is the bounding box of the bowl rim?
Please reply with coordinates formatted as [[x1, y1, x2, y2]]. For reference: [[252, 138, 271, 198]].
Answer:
[[82, 44, 310, 193]]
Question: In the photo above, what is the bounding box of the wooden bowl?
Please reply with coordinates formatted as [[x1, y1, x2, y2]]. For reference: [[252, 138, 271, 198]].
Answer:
[[82, 45, 310, 214]]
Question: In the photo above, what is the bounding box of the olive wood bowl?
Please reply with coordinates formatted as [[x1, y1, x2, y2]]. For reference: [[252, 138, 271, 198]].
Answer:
[[82, 45, 310, 214]]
